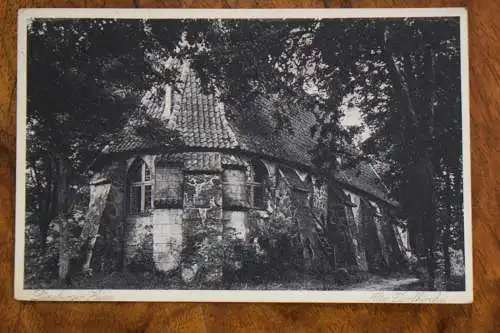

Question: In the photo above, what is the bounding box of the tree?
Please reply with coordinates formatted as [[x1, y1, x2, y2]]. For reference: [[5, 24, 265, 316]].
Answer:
[[26, 18, 198, 281], [350, 19, 462, 288], [311, 18, 462, 289], [184, 20, 360, 173], [183, 18, 463, 289], [27, 18, 463, 289]]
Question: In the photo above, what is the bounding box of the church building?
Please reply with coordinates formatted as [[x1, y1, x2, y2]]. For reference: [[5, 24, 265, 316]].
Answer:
[[82, 63, 412, 286]]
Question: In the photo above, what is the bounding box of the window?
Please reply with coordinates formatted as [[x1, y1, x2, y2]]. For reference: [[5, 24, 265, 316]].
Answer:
[[127, 158, 153, 214], [248, 160, 268, 209]]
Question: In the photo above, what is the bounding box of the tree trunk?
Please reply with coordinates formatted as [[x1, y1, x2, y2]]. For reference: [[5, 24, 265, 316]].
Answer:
[[383, 27, 419, 126], [383, 26, 440, 288], [39, 156, 54, 254], [53, 155, 71, 283], [421, 155, 438, 290]]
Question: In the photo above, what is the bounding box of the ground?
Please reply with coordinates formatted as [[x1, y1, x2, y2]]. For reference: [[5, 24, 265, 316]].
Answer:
[[27, 270, 423, 291], [346, 276, 420, 291]]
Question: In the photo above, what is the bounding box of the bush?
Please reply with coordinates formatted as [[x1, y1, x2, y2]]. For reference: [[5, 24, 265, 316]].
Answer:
[[128, 230, 155, 272], [24, 223, 59, 287], [24, 208, 87, 288]]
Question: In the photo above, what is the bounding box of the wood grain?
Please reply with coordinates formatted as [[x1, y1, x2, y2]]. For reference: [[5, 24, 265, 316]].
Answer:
[[1, 0, 499, 332]]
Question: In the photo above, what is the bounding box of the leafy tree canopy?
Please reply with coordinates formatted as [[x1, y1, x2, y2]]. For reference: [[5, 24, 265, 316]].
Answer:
[[27, 18, 463, 287]]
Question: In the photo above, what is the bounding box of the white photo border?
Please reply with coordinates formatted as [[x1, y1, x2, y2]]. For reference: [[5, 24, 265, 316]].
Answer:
[[14, 7, 472, 303]]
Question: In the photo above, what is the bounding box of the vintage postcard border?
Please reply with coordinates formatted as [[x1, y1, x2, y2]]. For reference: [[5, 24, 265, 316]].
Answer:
[[14, 7, 472, 303]]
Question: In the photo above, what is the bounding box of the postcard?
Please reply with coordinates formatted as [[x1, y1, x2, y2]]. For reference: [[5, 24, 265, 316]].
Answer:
[[15, 7, 471, 303]]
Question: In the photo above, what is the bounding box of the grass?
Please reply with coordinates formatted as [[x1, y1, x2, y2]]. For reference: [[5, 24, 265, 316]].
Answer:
[[25, 270, 183, 290], [392, 274, 466, 291], [25, 270, 381, 290]]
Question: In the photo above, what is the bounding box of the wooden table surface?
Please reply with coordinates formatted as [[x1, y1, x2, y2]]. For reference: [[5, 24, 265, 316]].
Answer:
[[1, 0, 498, 332]]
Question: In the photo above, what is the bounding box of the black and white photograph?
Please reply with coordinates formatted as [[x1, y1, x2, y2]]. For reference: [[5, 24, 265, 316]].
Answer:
[[15, 8, 471, 303]]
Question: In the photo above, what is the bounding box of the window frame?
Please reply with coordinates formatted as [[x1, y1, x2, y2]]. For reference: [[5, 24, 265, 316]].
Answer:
[[248, 160, 268, 209], [127, 158, 154, 215]]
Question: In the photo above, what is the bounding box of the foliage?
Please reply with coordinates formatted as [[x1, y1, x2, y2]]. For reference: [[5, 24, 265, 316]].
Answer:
[[26, 18, 463, 289], [128, 227, 155, 273], [346, 19, 463, 287], [221, 227, 260, 286], [26, 18, 191, 238], [185, 18, 463, 288], [26, 19, 202, 281], [132, 113, 183, 147], [183, 20, 367, 174], [24, 223, 59, 287], [24, 206, 87, 288]]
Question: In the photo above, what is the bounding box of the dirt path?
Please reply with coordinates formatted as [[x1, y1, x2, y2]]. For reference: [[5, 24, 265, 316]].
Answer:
[[347, 277, 421, 291]]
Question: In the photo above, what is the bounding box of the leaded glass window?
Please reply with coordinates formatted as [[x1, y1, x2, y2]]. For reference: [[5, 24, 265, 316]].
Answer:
[[127, 158, 153, 214]]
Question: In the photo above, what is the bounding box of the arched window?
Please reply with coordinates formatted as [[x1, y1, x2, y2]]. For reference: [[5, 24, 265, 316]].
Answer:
[[127, 158, 153, 214], [249, 160, 268, 209]]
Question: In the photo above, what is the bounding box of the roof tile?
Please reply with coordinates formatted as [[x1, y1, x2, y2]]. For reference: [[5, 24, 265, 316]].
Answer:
[[105, 66, 395, 205]]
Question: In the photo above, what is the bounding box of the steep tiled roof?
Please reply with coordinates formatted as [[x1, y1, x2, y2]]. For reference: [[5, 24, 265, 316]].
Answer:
[[336, 162, 397, 206], [107, 69, 312, 161], [227, 95, 317, 167], [143, 87, 167, 118], [105, 66, 395, 206], [106, 127, 155, 153], [183, 152, 222, 172], [171, 72, 240, 149], [107, 87, 166, 154]]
